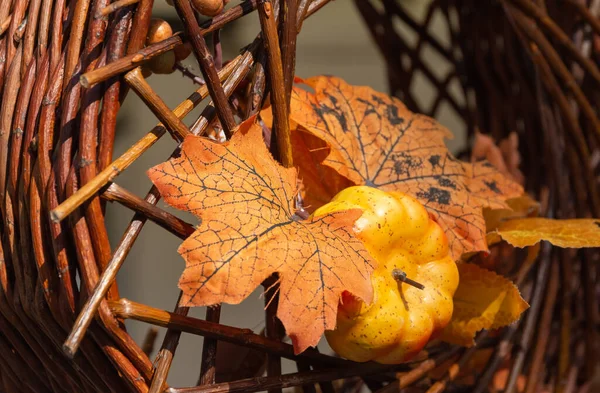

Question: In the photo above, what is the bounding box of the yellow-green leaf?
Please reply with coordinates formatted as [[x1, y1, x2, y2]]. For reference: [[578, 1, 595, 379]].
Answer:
[[496, 218, 600, 248], [440, 263, 528, 347]]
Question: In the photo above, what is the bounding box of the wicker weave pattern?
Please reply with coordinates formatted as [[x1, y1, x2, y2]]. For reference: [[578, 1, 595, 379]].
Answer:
[[358, 1, 600, 392], [0, 0, 598, 392]]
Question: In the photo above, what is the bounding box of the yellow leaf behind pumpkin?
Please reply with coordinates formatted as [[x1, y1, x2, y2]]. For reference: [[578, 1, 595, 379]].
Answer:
[[483, 195, 540, 232], [495, 218, 600, 248], [440, 263, 529, 346]]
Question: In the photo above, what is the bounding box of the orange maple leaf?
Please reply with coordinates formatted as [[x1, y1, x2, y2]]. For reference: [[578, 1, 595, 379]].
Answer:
[[259, 108, 353, 213], [289, 76, 523, 259], [147, 117, 375, 353], [290, 128, 353, 212]]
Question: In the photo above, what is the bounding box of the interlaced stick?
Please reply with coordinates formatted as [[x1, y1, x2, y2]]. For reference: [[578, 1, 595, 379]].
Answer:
[[96, 0, 140, 18], [51, 56, 242, 224], [172, 0, 236, 136], [110, 297, 415, 370], [1, 0, 596, 392], [62, 55, 247, 357]]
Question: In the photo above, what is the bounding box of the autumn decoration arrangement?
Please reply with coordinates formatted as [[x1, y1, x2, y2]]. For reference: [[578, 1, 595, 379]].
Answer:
[[2, 0, 600, 392], [149, 74, 600, 362]]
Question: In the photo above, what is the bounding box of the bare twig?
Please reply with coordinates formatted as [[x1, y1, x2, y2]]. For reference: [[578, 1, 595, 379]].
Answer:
[[124, 67, 192, 141], [175, 63, 206, 85], [51, 56, 241, 225], [96, 0, 140, 18], [81, 34, 184, 87], [62, 53, 252, 357], [280, 0, 298, 104], [102, 183, 195, 239], [258, 0, 293, 167], [167, 363, 407, 393], [149, 293, 189, 393], [525, 258, 559, 393], [504, 251, 553, 393], [172, 0, 236, 137], [110, 298, 397, 369], [198, 306, 222, 385], [507, 0, 600, 86], [0, 14, 11, 35]]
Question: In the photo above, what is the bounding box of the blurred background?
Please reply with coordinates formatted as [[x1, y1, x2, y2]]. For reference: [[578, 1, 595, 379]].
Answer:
[[107, 0, 464, 386]]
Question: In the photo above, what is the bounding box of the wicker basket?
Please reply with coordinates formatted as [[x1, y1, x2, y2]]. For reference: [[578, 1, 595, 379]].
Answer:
[[0, 0, 598, 392]]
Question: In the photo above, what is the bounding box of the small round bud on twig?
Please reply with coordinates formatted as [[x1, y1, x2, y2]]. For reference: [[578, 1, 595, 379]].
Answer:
[[146, 19, 176, 74], [190, 0, 224, 17]]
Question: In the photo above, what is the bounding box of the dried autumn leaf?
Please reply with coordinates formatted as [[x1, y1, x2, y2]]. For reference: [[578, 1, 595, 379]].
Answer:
[[439, 263, 529, 346], [472, 132, 509, 176], [471, 131, 525, 185], [483, 195, 540, 233], [290, 128, 354, 212], [499, 132, 525, 185], [147, 117, 375, 353], [495, 218, 600, 248], [290, 76, 523, 259]]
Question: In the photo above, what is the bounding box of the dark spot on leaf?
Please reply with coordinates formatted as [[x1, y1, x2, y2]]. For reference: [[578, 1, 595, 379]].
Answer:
[[392, 153, 422, 176], [373, 95, 404, 125], [317, 96, 349, 132], [385, 103, 404, 126], [482, 162, 495, 168], [485, 180, 501, 194], [371, 95, 385, 105], [429, 155, 441, 167], [595, 221, 600, 228], [435, 176, 457, 190], [356, 97, 378, 118], [417, 187, 451, 205]]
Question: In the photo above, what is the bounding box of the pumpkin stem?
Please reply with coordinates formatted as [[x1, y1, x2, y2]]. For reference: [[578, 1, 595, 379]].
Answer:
[[392, 269, 425, 290]]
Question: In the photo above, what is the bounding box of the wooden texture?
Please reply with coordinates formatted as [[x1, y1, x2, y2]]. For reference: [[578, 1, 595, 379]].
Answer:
[[0, 0, 597, 392], [172, 0, 236, 136], [258, 0, 292, 168]]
